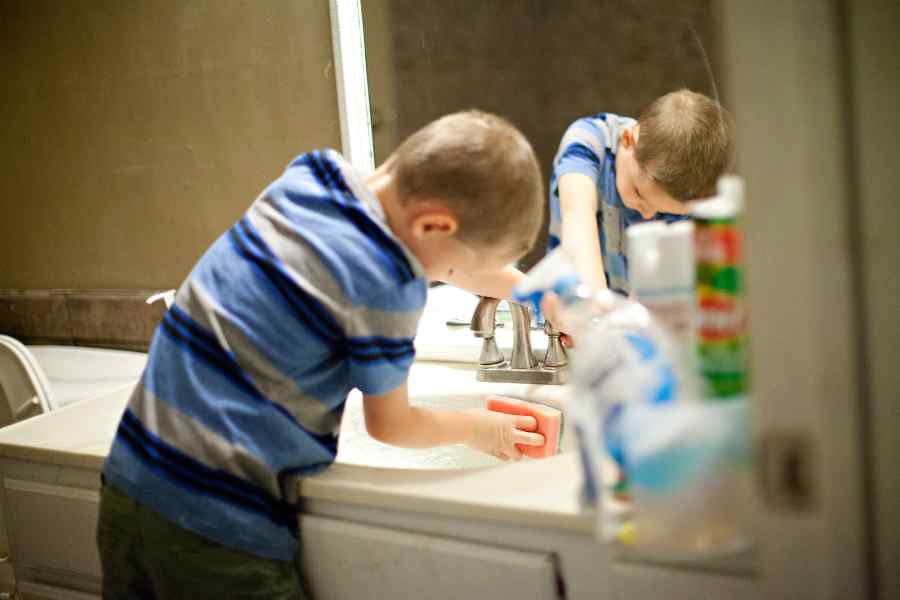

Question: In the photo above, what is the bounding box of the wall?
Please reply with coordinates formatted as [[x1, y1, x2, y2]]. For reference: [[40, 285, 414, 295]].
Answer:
[[846, 1, 900, 598], [0, 0, 340, 290], [721, 1, 869, 598]]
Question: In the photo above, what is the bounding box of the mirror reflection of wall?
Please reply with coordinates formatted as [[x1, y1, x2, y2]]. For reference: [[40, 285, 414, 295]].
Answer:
[[363, 0, 724, 267]]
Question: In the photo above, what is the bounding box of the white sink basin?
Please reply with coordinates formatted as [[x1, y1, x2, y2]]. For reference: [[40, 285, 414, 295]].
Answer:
[[337, 361, 570, 470]]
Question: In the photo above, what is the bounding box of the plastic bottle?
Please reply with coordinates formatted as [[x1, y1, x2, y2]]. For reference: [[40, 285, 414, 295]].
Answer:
[[610, 175, 752, 556], [626, 220, 696, 349], [690, 176, 748, 400], [513, 250, 692, 512], [518, 198, 753, 553]]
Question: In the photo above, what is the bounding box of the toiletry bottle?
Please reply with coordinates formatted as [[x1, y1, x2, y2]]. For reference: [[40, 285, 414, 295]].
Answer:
[[690, 176, 748, 400], [626, 220, 696, 349], [513, 250, 692, 518]]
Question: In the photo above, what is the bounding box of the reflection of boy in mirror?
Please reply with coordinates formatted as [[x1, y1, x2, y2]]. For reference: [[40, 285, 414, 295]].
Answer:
[[547, 89, 733, 297], [97, 111, 548, 598]]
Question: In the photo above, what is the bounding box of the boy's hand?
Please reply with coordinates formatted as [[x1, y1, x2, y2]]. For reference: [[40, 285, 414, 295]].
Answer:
[[540, 293, 575, 347], [540, 292, 565, 331], [463, 408, 544, 461]]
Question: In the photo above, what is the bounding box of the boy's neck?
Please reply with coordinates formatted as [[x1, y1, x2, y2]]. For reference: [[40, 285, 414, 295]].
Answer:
[[366, 163, 408, 245]]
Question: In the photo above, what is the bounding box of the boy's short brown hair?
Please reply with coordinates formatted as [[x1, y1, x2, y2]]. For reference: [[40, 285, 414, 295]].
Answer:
[[635, 89, 734, 201], [389, 110, 544, 257]]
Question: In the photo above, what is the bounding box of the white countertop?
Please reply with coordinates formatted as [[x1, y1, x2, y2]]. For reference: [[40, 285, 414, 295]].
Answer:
[[299, 453, 592, 534], [0, 382, 135, 469], [0, 376, 756, 575], [0, 374, 593, 535]]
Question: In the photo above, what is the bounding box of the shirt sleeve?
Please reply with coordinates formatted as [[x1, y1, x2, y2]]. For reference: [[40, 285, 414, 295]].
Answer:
[[344, 279, 426, 396], [553, 117, 609, 184]]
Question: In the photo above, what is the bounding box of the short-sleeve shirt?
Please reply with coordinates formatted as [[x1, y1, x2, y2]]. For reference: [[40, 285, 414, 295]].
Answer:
[[103, 150, 427, 561], [547, 113, 688, 294]]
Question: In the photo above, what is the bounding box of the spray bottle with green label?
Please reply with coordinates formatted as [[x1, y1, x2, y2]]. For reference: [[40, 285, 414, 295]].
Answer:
[[690, 175, 749, 400]]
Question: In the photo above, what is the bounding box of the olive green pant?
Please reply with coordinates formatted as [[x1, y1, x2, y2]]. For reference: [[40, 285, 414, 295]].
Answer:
[[96, 483, 310, 600]]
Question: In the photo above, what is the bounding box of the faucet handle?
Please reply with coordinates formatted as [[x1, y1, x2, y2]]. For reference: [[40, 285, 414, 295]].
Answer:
[[543, 318, 560, 337], [477, 336, 505, 367], [543, 319, 568, 369]]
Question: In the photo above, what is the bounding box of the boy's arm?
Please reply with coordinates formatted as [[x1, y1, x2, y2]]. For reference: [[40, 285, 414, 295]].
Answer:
[[438, 264, 525, 300], [362, 383, 544, 460], [558, 172, 608, 290]]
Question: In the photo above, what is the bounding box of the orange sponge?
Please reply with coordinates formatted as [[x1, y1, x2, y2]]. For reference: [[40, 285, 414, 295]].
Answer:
[[486, 396, 562, 459]]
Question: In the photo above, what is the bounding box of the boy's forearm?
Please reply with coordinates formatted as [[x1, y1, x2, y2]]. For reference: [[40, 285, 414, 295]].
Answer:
[[362, 384, 475, 448], [562, 216, 607, 290], [377, 406, 475, 448], [439, 264, 525, 300], [559, 173, 608, 290]]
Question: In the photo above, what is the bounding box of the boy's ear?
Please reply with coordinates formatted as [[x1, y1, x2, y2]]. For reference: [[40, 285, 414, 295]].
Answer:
[[408, 207, 458, 240], [622, 125, 638, 149]]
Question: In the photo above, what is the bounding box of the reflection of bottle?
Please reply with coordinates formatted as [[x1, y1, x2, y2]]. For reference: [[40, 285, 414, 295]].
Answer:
[[627, 220, 696, 349], [511, 246, 581, 323], [690, 176, 748, 400]]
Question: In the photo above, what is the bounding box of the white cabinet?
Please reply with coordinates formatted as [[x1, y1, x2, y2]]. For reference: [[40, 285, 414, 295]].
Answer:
[[611, 563, 754, 600], [1, 478, 101, 595], [300, 515, 560, 600], [16, 581, 100, 600], [0, 458, 758, 600]]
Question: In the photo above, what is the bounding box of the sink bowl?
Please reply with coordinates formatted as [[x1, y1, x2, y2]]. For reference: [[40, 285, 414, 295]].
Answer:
[[336, 361, 570, 469]]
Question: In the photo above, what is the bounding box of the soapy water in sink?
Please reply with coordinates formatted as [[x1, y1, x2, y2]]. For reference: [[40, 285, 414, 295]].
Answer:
[[337, 390, 503, 470]]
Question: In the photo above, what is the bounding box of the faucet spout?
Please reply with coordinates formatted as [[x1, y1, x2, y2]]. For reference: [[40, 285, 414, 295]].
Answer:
[[508, 303, 538, 370], [469, 297, 568, 385], [470, 296, 500, 338]]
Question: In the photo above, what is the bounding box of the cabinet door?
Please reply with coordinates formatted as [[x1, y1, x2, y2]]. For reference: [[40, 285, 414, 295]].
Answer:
[[17, 581, 101, 600], [299, 515, 561, 600], [2, 479, 101, 585], [611, 563, 755, 600]]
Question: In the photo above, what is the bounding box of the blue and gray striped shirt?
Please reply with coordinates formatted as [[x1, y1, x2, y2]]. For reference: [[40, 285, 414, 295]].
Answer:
[[547, 113, 687, 293], [103, 150, 427, 561]]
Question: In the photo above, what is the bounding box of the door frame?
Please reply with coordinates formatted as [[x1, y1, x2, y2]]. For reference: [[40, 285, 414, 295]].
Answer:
[[328, 0, 375, 174]]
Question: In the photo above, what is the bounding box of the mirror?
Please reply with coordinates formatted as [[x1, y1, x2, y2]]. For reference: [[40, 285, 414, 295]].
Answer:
[[361, 0, 724, 268], [359, 0, 752, 566]]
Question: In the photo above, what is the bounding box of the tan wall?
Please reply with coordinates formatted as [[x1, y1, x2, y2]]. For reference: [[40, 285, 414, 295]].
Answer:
[[721, 0, 882, 596], [849, 2, 900, 598], [0, 0, 340, 290]]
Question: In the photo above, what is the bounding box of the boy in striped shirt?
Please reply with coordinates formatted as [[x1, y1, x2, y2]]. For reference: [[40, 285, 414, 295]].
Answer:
[[97, 111, 546, 599], [547, 89, 733, 296]]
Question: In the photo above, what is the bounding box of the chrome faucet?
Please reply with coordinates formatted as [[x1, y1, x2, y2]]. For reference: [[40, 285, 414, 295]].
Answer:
[[470, 297, 568, 385]]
